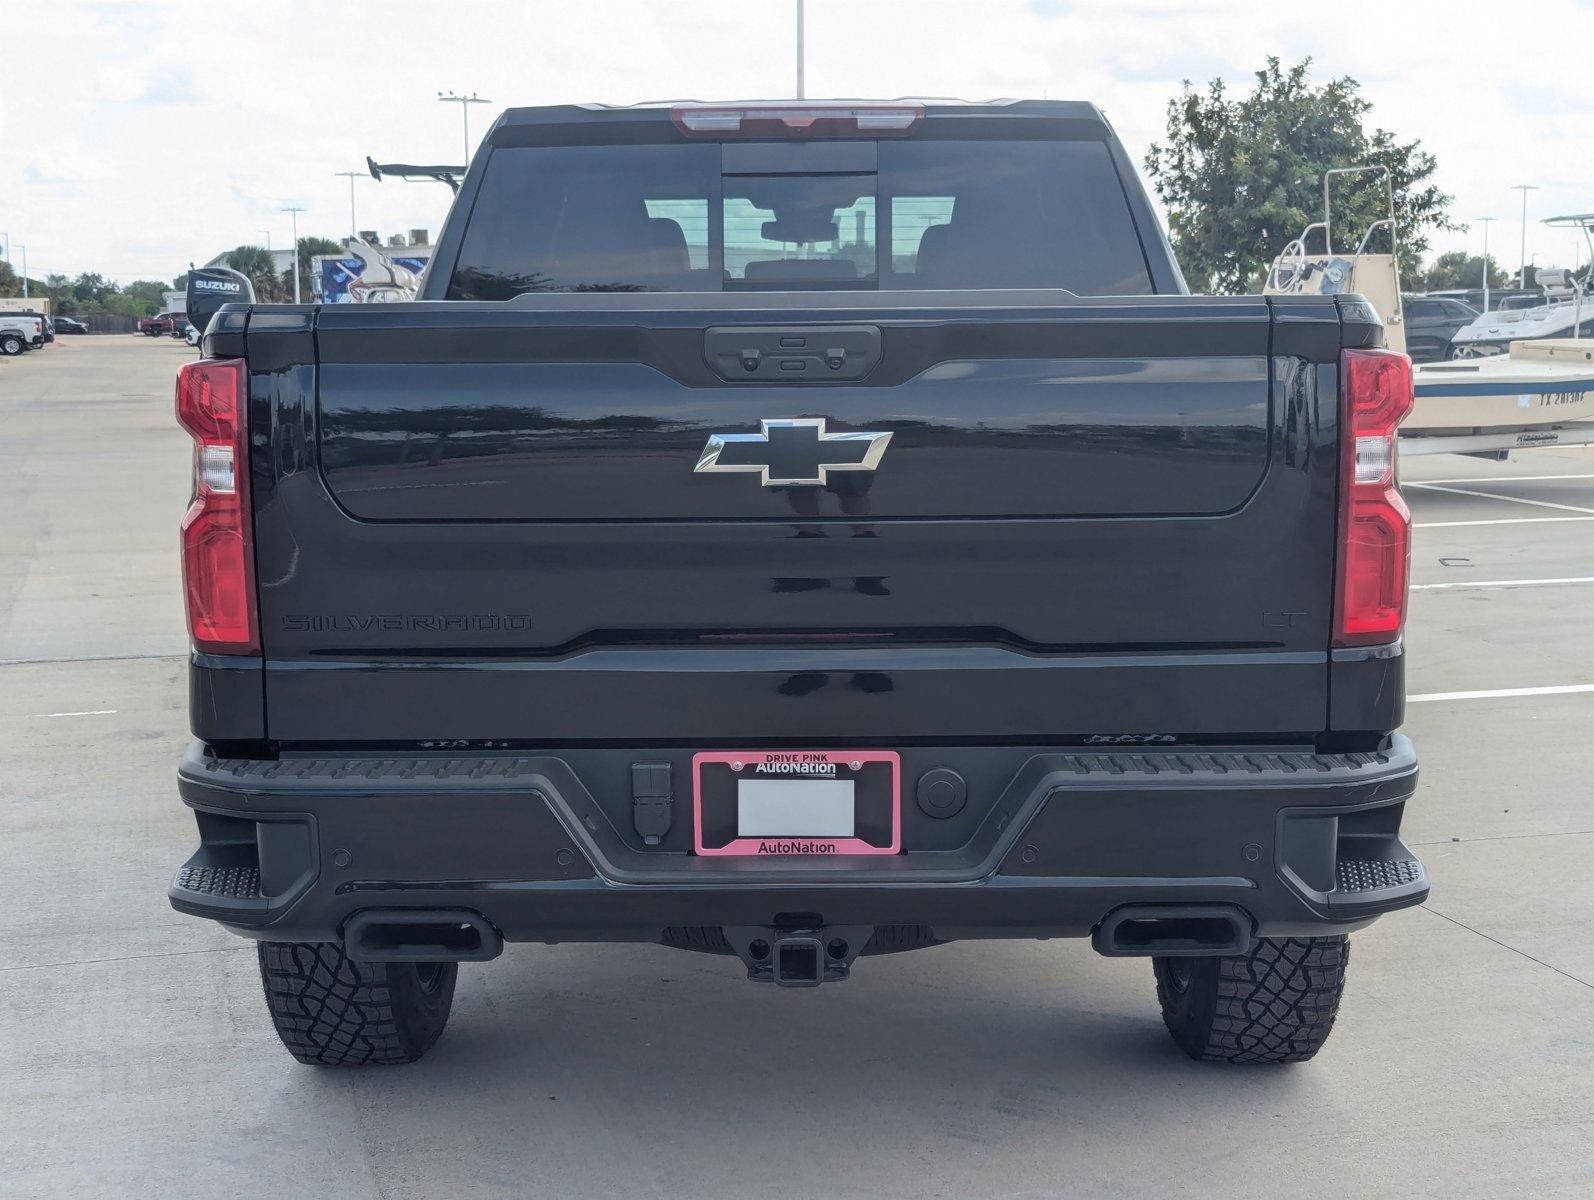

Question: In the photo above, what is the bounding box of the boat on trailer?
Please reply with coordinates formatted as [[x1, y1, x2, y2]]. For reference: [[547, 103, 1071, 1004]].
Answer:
[[1265, 170, 1594, 457]]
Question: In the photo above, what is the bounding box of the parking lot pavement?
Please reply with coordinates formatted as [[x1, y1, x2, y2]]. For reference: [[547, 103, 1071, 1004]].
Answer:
[[0, 335, 193, 664], [3, 339, 1593, 1199]]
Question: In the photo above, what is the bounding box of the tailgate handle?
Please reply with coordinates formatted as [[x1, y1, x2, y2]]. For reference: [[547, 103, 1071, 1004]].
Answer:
[[706, 325, 880, 383]]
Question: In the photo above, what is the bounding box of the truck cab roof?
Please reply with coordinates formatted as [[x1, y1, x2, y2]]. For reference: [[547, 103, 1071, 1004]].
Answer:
[[494, 96, 1108, 120], [482, 98, 1117, 147]]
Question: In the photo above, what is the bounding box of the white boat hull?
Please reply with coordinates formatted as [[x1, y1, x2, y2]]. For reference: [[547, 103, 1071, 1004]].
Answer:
[[1406, 340, 1594, 453]]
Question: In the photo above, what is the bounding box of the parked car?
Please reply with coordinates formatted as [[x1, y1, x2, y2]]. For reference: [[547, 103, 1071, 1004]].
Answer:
[[1402, 294, 1479, 362], [0, 314, 44, 354], [10, 310, 56, 343], [169, 99, 1425, 1070], [53, 315, 89, 334], [138, 311, 183, 336], [1426, 287, 1541, 314], [169, 316, 193, 340]]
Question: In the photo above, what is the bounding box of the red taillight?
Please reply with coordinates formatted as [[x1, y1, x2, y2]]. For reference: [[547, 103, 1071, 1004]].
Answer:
[[671, 102, 923, 138], [176, 358, 257, 654], [1334, 348, 1414, 647]]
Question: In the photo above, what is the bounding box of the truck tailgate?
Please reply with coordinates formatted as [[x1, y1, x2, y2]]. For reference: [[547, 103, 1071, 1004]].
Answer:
[[245, 293, 1342, 742]]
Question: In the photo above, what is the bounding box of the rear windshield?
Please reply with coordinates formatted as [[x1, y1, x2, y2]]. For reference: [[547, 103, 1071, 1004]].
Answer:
[[447, 140, 1154, 298]]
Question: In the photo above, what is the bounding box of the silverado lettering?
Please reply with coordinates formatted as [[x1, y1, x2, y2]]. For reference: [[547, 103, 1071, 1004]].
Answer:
[[281, 614, 534, 632]]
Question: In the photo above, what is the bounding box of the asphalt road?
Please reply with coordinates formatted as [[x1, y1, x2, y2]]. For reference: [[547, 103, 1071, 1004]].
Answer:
[[3, 338, 1592, 1198]]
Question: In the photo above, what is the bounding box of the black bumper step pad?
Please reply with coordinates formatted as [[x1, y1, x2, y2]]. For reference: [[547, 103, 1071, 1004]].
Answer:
[[1335, 857, 1424, 894], [174, 863, 262, 900]]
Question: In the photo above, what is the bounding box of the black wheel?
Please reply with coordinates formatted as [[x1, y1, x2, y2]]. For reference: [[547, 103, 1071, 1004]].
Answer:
[[257, 941, 458, 1066], [0, 335, 23, 356], [1153, 936, 1349, 1064]]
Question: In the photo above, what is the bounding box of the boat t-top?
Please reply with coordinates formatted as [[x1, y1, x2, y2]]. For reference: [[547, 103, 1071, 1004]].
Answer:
[[1265, 169, 1594, 457]]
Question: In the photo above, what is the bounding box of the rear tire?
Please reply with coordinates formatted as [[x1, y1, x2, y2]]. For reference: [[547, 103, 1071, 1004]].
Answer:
[[257, 941, 458, 1066], [1153, 936, 1349, 1064], [0, 335, 23, 356]]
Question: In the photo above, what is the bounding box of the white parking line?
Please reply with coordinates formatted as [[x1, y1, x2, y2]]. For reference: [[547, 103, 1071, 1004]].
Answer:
[[1412, 576, 1594, 591], [1414, 516, 1594, 528], [1409, 684, 1594, 703], [33, 709, 118, 718], [1404, 482, 1594, 516], [1417, 473, 1594, 485]]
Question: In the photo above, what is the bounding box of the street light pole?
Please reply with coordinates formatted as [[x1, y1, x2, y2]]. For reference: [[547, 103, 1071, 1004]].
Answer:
[[258, 230, 272, 253], [334, 171, 362, 239], [437, 91, 491, 165], [17, 245, 27, 299], [1512, 184, 1540, 289], [796, 0, 805, 99], [1477, 217, 1496, 311], [281, 206, 305, 303]]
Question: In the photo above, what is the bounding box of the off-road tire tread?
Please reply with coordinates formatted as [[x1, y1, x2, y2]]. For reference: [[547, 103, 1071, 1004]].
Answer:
[[257, 941, 456, 1067], [1154, 936, 1349, 1064]]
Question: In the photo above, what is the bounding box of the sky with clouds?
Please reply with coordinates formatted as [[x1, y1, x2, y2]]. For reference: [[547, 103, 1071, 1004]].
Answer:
[[4, 0, 1592, 286]]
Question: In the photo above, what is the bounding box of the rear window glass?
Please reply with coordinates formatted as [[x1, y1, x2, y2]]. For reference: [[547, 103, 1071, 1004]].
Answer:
[[724, 177, 876, 284], [447, 139, 1154, 298]]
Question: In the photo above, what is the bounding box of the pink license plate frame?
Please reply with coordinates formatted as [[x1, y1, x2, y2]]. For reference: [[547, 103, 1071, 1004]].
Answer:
[[692, 750, 901, 857]]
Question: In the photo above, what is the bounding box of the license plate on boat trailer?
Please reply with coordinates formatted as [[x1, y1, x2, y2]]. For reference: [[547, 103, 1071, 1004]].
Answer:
[[692, 750, 900, 856]]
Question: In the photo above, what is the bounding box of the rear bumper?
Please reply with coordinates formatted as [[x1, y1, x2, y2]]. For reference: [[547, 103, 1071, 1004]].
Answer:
[[169, 737, 1426, 947]]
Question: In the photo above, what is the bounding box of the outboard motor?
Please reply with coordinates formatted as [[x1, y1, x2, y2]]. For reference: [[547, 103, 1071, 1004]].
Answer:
[[185, 266, 255, 344]]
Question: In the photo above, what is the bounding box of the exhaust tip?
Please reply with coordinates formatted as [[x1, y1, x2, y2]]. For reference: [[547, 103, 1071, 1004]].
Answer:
[[1092, 904, 1252, 958], [345, 909, 503, 962]]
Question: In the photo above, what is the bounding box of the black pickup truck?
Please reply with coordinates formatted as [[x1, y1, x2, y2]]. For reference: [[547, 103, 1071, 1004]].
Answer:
[[170, 99, 1425, 1068]]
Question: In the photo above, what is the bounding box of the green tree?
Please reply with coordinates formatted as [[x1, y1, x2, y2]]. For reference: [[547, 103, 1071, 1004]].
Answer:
[[71, 272, 113, 303], [125, 279, 172, 306], [96, 292, 158, 320], [0, 264, 56, 307], [0, 269, 173, 317], [1145, 57, 1456, 293], [1408, 250, 1509, 293], [28, 272, 109, 316], [282, 236, 344, 302]]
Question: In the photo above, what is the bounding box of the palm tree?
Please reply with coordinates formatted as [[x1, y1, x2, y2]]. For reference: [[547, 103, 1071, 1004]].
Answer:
[[224, 245, 284, 301]]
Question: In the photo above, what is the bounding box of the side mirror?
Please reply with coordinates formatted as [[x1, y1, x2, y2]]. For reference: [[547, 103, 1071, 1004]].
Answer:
[[185, 266, 254, 338]]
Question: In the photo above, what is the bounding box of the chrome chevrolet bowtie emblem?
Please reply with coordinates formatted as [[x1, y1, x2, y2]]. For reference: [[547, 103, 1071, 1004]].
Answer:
[[694, 418, 892, 487]]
